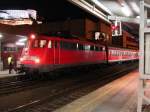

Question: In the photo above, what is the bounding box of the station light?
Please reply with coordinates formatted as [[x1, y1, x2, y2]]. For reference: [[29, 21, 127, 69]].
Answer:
[[0, 34, 2, 38], [136, 16, 140, 18], [111, 25, 116, 31], [18, 38, 27, 42], [16, 42, 25, 46]]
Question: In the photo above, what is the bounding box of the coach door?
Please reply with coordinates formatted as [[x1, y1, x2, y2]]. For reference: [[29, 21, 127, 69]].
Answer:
[[54, 41, 60, 65]]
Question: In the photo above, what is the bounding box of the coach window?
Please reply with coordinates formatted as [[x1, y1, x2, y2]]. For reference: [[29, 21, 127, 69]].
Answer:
[[115, 51, 117, 56], [123, 52, 125, 56], [48, 40, 52, 48], [114, 51, 116, 56], [109, 50, 111, 55], [111, 50, 114, 56]]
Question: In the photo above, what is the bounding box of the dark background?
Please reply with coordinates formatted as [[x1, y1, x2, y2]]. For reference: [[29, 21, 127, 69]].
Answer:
[[0, 0, 99, 22]]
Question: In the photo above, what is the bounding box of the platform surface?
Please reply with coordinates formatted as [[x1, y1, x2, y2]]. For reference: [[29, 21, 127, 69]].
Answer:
[[54, 70, 139, 112], [0, 69, 19, 78]]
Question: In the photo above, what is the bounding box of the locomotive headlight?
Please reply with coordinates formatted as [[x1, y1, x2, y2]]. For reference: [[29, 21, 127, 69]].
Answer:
[[35, 58, 40, 64], [30, 34, 36, 39], [20, 57, 24, 62]]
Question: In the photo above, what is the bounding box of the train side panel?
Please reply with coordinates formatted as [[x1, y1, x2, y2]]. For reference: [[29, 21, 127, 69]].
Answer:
[[108, 47, 138, 62]]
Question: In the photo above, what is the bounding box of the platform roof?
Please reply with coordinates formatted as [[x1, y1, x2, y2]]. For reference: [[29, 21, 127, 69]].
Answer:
[[0, 0, 145, 41]]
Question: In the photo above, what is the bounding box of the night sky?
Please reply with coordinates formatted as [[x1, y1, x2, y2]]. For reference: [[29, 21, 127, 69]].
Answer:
[[0, 0, 98, 22]]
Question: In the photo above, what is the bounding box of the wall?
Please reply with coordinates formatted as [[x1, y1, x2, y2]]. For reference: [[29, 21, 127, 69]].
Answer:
[[123, 31, 139, 50], [85, 18, 98, 40]]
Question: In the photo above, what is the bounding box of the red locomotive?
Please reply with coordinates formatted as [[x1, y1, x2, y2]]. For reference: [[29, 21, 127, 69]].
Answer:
[[19, 33, 138, 73]]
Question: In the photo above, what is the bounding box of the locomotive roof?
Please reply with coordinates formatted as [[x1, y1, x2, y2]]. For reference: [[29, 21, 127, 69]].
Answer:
[[37, 32, 138, 50], [39, 31, 79, 40], [37, 31, 104, 46]]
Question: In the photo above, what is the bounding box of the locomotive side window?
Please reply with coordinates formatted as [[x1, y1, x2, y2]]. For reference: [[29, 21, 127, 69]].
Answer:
[[76, 43, 79, 49], [40, 40, 47, 48], [84, 45, 90, 51], [78, 44, 84, 50], [55, 41, 57, 48], [60, 41, 77, 50], [99, 47, 103, 51], [96, 46, 103, 51], [95, 46, 99, 51], [48, 40, 52, 48], [90, 45, 95, 51], [71, 43, 77, 50]]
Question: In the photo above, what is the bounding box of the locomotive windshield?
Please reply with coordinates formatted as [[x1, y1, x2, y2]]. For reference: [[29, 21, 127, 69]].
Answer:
[[32, 39, 48, 48]]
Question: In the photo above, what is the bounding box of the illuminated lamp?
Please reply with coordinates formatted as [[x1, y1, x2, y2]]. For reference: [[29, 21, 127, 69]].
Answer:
[[24, 48, 28, 51], [30, 34, 36, 39], [0, 34, 3, 39], [20, 57, 24, 62], [111, 25, 116, 30], [18, 38, 27, 42], [16, 42, 25, 46], [35, 58, 40, 63], [111, 25, 119, 31]]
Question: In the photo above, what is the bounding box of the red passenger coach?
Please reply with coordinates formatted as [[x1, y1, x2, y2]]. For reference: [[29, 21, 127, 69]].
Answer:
[[108, 47, 138, 62], [20, 33, 107, 73]]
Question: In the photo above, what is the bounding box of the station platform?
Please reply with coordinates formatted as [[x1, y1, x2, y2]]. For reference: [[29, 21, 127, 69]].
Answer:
[[0, 70, 19, 78], [54, 70, 139, 112]]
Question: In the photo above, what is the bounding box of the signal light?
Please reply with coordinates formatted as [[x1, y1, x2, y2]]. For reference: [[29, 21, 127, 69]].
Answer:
[[111, 25, 118, 31], [111, 25, 116, 30]]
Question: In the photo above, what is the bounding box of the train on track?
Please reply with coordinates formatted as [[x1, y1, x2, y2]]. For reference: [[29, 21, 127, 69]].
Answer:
[[19, 33, 138, 74]]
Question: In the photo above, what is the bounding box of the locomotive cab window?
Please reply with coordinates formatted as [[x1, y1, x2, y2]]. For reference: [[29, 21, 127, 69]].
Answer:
[[32, 39, 48, 48]]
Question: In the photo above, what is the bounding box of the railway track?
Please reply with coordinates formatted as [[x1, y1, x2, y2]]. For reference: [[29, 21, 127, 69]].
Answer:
[[3, 62, 138, 112], [0, 63, 114, 96]]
